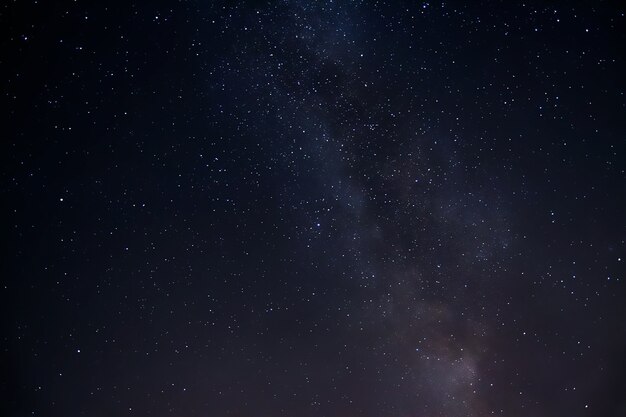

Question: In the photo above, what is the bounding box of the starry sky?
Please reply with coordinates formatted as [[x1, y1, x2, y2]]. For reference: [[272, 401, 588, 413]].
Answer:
[[2, 1, 626, 416]]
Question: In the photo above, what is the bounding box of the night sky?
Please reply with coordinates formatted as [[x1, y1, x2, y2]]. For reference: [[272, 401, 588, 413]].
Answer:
[[2, 1, 626, 416]]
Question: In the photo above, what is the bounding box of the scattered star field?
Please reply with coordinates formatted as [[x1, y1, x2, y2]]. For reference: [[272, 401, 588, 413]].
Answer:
[[2, 1, 626, 416]]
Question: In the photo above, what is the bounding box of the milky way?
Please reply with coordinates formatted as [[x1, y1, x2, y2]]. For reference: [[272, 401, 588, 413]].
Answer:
[[2, 1, 625, 416]]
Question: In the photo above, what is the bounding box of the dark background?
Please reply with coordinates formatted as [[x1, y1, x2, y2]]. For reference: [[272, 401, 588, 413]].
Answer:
[[2, 1, 625, 416]]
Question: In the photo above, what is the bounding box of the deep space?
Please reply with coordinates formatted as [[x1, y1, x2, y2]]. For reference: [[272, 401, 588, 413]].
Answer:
[[2, 1, 626, 416]]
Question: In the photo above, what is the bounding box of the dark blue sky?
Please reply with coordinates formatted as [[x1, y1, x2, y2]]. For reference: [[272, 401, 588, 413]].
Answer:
[[2, 1, 625, 416]]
